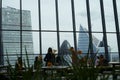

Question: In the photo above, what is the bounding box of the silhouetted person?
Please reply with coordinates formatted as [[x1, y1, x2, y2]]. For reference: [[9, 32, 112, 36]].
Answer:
[[34, 56, 39, 69], [99, 54, 108, 66], [15, 57, 23, 70], [44, 47, 55, 66], [56, 56, 61, 66]]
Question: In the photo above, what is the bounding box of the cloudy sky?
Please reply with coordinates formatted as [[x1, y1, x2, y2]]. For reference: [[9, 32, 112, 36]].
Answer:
[[2, 0, 120, 53]]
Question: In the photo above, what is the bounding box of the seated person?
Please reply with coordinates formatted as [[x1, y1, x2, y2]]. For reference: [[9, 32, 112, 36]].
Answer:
[[44, 47, 55, 66], [34, 56, 40, 69], [56, 56, 61, 66], [15, 57, 23, 70], [99, 54, 108, 66]]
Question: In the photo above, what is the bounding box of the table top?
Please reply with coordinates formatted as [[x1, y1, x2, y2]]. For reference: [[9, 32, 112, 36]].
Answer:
[[41, 66, 69, 70], [109, 62, 120, 65]]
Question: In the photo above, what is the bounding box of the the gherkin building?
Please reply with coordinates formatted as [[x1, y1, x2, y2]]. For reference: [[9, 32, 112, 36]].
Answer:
[[58, 40, 72, 66]]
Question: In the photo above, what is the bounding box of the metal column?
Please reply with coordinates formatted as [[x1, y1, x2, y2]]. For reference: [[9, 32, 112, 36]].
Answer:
[[0, 0, 4, 65], [20, 0, 23, 58], [38, 0, 42, 55], [71, 0, 77, 51], [113, 0, 120, 62], [55, 0, 60, 52], [86, 0, 94, 58], [100, 0, 109, 61]]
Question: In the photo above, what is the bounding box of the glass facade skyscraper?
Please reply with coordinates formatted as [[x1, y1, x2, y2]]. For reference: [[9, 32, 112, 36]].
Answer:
[[78, 25, 111, 60], [2, 6, 33, 65], [77, 25, 100, 54]]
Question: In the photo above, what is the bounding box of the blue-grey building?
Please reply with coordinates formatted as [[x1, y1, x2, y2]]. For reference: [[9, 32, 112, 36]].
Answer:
[[2, 6, 33, 65], [77, 25, 111, 60], [77, 25, 100, 56]]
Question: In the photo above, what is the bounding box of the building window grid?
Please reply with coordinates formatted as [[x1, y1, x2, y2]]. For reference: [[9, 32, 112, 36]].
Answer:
[[0, 0, 120, 65]]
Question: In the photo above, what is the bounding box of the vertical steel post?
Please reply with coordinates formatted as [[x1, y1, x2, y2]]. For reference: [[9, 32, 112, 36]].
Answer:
[[86, 0, 94, 58], [0, 0, 4, 65], [100, 0, 109, 61], [38, 0, 42, 55], [55, 0, 60, 52], [113, 0, 120, 62], [71, 0, 77, 51], [20, 0, 23, 58]]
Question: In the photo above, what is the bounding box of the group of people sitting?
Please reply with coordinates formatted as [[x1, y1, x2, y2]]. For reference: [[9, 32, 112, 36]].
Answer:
[[44, 47, 61, 66], [95, 54, 109, 67], [15, 47, 60, 70], [15, 47, 109, 70]]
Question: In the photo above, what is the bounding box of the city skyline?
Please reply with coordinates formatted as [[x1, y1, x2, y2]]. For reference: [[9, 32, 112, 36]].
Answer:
[[2, 0, 120, 53]]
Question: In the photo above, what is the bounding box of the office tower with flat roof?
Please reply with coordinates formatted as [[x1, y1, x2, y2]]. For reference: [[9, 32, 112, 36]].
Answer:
[[2, 6, 33, 65]]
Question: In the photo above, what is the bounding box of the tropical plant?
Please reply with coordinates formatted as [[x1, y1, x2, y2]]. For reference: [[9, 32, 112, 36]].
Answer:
[[6, 47, 44, 80], [64, 47, 110, 80], [5, 46, 113, 80]]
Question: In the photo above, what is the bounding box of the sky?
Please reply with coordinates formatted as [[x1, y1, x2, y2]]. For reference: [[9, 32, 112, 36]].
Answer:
[[2, 0, 120, 53]]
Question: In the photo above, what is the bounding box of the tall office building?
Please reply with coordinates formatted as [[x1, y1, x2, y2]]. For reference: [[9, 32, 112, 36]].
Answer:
[[77, 25, 111, 60], [2, 6, 33, 64], [77, 25, 100, 55]]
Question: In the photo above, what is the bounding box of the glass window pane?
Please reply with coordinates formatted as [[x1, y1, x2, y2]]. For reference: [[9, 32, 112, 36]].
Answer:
[[3, 31, 20, 42], [22, 31, 34, 54], [2, 0, 20, 30], [58, 0, 73, 31], [116, 0, 120, 30], [22, 0, 39, 30], [41, 0, 56, 30], [32, 32, 40, 54], [75, 0, 88, 31], [89, 0, 102, 32], [3, 43, 20, 54], [107, 33, 118, 52], [107, 33, 119, 62], [42, 32, 57, 54], [104, 0, 116, 32], [2, 0, 20, 8], [60, 32, 74, 47]]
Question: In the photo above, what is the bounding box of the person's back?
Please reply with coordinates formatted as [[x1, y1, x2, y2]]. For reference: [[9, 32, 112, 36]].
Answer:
[[44, 53, 52, 65]]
